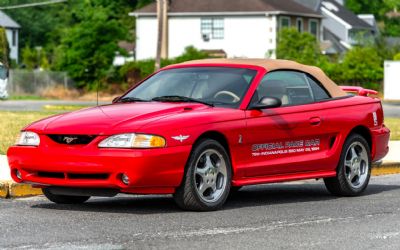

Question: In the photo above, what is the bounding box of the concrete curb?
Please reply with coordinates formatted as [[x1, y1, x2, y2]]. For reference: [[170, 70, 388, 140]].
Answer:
[[0, 181, 42, 198], [372, 162, 400, 176], [0, 163, 399, 199]]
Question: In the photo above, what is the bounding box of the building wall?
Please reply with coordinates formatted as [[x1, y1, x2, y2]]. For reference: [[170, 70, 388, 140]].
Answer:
[[5, 28, 18, 63], [136, 15, 277, 60], [321, 9, 348, 42], [136, 17, 158, 60]]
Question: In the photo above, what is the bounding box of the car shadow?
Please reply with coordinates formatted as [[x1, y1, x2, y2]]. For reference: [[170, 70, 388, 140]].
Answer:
[[31, 182, 400, 214]]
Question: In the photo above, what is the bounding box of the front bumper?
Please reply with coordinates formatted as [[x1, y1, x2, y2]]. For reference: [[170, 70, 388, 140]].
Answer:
[[7, 136, 191, 194]]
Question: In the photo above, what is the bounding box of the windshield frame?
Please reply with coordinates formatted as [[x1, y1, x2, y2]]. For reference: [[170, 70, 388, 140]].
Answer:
[[118, 64, 265, 110]]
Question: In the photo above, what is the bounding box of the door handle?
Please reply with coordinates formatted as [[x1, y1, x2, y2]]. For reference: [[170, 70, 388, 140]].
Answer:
[[309, 117, 321, 126]]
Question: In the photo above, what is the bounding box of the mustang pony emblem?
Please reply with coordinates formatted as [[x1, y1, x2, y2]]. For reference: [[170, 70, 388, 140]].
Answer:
[[63, 136, 78, 144], [171, 135, 189, 142]]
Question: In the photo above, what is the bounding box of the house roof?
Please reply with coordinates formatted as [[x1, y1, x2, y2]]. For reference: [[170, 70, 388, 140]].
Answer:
[[134, 0, 322, 18], [293, 0, 321, 11], [175, 58, 347, 98], [0, 10, 20, 29], [320, 0, 372, 29]]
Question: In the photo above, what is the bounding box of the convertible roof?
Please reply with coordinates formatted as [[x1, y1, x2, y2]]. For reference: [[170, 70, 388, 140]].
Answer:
[[178, 59, 347, 98]]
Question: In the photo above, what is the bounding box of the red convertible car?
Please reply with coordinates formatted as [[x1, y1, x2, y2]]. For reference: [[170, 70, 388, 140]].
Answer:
[[7, 59, 390, 211]]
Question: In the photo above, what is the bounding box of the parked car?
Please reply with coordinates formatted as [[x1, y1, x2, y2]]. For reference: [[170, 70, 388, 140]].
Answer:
[[7, 59, 390, 211]]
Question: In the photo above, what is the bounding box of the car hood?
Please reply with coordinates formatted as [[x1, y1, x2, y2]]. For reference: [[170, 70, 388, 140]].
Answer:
[[27, 102, 210, 135]]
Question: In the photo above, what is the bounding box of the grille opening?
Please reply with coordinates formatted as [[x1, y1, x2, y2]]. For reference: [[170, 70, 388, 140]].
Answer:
[[47, 135, 97, 145], [37, 171, 65, 179], [67, 173, 109, 180]]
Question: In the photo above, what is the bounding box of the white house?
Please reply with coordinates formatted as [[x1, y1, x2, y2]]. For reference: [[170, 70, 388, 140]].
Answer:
[[295, 0, 376, 54], [131, 0, 323, 60], [0, 10, 20, 63]]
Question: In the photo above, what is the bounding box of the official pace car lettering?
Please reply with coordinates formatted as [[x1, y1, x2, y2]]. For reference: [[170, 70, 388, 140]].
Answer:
[[252, 139, 320, 157]]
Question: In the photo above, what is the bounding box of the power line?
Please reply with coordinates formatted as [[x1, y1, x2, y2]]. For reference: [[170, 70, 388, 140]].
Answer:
[[0, 0, 67, 10]]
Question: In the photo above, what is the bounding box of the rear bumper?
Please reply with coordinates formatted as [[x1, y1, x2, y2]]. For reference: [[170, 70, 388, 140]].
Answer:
[[371, 125, 390, 162], [7, 142, 191, 194]]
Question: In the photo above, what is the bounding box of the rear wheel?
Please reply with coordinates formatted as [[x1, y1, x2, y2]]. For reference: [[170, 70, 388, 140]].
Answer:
[[174, 139, 232, 211], [42, 187, 90, 204], [324, 133, 371, 196]]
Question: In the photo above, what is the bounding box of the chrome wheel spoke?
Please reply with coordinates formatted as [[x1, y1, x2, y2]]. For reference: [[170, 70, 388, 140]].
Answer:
[[345, 141, 369, 189], [195, 166, 208, 179], [198, 182, 208, 195], [194, 149, 228, 203], [351, 147, 358, 160]]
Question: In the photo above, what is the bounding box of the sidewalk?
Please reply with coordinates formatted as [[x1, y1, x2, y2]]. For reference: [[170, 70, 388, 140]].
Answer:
[[1, 141, 400, 198]]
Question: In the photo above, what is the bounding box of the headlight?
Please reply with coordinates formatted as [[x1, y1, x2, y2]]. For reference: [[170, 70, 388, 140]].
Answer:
[[17, 131, 40, 146], [98, 133, 166, 148]]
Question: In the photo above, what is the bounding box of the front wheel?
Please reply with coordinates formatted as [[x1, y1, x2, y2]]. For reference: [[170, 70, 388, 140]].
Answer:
[[42, 187, 90, 204], [173, 139, 232, 211], [324, 133, 371, 196]]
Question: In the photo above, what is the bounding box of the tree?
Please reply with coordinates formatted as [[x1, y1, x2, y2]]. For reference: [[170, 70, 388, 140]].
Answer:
[[276, 28, 324, 66], [384, 0, 400, 12], [345, 0, 385, 20], [54, 1, 129, 89], [0, 27, 9, 67], [340, 46, 383, 85]]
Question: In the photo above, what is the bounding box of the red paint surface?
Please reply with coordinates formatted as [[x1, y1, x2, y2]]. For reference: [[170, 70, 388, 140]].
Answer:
[[7, 62, 390, 194]]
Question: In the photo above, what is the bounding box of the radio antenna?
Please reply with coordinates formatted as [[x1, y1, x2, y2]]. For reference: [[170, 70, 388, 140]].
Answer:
[[96, 80, 99, 106]]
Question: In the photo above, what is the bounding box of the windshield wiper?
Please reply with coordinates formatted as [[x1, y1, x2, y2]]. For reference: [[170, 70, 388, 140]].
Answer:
[[152, 95, 214, 107], [117, 97, 149, 103]]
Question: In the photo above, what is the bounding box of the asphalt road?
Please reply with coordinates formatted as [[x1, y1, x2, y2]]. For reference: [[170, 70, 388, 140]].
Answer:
[[0, 100, 108, 111], [0, 100, 399, 117], [1, 175, 400, 249]]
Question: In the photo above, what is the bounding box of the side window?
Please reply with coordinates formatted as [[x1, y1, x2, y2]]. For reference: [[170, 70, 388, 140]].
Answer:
[[252, 71, 316, 106], [306, 75, 331, 101]]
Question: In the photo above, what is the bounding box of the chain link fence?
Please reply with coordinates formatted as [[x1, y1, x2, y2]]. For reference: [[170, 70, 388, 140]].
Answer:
[[6, 70, 76, 97]]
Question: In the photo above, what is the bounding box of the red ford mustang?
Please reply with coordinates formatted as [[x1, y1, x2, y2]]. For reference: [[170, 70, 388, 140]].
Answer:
[[7, 59, 390, 211]]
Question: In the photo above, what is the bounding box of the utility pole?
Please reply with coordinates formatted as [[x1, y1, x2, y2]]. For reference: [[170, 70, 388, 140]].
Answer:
[[155, 0, 164, 71]]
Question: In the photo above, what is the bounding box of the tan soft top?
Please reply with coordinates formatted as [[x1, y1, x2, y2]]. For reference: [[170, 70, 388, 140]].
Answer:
[[179, 59, 346, 98]]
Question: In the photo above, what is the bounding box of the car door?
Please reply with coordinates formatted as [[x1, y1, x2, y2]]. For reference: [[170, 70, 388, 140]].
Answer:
[[241, 70, 337, 177]]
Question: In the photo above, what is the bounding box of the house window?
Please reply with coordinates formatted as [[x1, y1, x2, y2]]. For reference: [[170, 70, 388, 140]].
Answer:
[[309, 19, 319, 37], [201, 18, 224, 40], [296, 18, 303, 32], [280, 16, 290, 29], [12, 30, 16, 46]]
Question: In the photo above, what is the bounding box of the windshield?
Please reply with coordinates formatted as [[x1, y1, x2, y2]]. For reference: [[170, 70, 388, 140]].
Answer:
[[123, 67, 257, 108]]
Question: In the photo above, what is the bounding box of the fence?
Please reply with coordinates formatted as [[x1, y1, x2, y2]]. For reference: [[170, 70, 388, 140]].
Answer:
[[6, 70, 75, 97]]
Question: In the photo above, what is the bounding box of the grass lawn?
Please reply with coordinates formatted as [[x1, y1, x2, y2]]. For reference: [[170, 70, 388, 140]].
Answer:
[[0, 111, 58, 155], [385, 118, 400, 141], [0, 111, 399, 156]]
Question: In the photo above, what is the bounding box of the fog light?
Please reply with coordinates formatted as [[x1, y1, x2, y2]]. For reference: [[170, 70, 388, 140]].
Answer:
[[121, 174, 130, 185], [15, 170, 22, 180]]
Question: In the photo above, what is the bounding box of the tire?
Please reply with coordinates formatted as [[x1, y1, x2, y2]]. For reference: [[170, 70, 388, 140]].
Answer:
[[42, 187, 90, 204], [173, 139, 232, 211], [324, 133, 371, 196]]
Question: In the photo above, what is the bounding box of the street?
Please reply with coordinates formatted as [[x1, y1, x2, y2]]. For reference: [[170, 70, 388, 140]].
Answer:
[[1, 174, 400, 249]]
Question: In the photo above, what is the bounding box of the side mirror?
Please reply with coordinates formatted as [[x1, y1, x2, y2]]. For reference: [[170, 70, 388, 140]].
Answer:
[[112, 96, 121, 103], [250, 96, 282, 110]]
